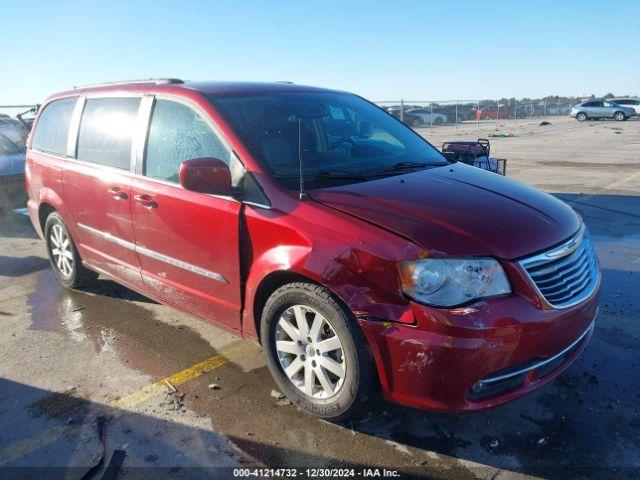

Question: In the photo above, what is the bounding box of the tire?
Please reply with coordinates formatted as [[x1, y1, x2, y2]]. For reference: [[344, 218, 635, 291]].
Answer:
[[613, 111, 626, 121], [260, 282, 374, 420], [576, 112, 587, 122], [45, 212, 98, 289]]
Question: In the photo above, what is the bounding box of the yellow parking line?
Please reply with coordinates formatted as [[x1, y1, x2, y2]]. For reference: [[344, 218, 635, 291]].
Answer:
[[0, 341, 250, 465], [0, 425, 68, 466], [593, 170, 640, 194], [568, 169, 640, 206], [113, 342, 246, 410]]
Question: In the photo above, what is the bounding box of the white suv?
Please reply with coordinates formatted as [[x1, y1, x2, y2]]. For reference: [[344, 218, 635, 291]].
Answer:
[[609, 98, 640, 115]]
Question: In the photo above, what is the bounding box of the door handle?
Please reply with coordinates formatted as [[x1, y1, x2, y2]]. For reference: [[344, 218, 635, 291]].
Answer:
[[107, 186, 128, 201], [134, 194, 158, 209]]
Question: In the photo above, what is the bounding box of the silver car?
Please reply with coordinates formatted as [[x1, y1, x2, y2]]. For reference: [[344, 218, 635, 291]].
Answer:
[[570, 100, 636, 122], [0, 132, 26, 212]]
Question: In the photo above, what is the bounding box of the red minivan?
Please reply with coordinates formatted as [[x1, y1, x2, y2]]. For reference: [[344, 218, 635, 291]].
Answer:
[[25, 79, 600, 418]]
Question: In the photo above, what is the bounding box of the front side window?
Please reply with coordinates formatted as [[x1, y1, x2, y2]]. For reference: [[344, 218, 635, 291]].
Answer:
[[31, 97, 77, 155], [145, 99, 230, 183], [209, 92, 447, 189], [77, 97, 141, 170]]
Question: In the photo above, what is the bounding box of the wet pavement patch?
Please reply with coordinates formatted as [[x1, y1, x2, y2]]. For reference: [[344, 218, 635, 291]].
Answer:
[[28, 387, 90, 424], [27, 270, 217, 379]]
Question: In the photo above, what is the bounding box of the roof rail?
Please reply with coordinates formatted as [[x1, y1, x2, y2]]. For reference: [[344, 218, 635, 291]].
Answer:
[[73, 78, 184, 90]]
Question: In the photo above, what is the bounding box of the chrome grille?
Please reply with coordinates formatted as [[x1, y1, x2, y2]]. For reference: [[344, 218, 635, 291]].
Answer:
[[519, 225, 599, 308]]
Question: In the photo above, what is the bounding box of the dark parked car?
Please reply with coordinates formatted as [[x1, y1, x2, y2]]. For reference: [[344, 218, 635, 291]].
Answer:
[[570, 100, 636, 121], [0, 115, 29, 149], [0, 132, 26, 212], [26, 79, 600, 419]]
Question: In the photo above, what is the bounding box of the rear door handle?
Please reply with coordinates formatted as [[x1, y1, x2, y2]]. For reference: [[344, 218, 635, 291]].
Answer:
[[134, 194, 158, 209], [107, 186, 128, 201]]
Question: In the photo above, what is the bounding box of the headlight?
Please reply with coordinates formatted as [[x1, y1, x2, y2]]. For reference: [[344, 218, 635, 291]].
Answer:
[[398, 258, 511, 307]]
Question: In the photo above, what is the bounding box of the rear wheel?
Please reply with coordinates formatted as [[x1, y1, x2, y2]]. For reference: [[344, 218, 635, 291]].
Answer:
[[261, 282, 374, 419], [613, 111, 626, 121], [576, 112, 587, 122], [45, 212, 98, 288]]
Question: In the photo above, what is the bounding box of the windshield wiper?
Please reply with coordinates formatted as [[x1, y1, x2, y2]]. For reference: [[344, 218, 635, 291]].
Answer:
[[363, 161, 431, 176], [273, 172, 368, 181]]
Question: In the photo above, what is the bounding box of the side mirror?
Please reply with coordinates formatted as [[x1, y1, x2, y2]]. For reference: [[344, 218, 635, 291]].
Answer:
[[179, 157, 232, 196]]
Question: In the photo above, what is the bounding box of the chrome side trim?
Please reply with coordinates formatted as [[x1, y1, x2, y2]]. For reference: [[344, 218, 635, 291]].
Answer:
[[78, 223, 136, 250], [478, 322, 594, 385], [136, 245, 228, 284], [77, 223, 228, 284]]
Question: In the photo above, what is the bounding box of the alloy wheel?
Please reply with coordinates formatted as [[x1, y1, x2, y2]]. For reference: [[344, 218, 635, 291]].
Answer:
[[274, 305, 346, 399], [50, 224, 74, 277]]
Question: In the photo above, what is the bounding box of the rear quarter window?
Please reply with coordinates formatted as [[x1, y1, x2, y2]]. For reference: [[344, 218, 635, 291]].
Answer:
[[31, 97, 78, 155], [77, 97, 141, 170]]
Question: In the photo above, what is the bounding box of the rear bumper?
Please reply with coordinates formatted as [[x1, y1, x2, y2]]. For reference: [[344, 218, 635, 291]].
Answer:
[[359, 285, 600, 412]]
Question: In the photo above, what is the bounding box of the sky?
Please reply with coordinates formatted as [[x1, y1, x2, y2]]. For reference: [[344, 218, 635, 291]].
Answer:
[[1, 0, 639, 106]]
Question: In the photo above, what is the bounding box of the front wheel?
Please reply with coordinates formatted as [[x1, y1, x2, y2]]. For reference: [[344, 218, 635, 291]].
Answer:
[[576, 112, 587, 122], [261, 282, 374, 419], [613, 111, 626, 121]]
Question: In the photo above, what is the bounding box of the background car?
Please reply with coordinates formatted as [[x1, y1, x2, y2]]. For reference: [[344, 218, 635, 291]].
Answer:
[[383, 106, 424, 127], [0, 132, 26, 212], [406, 107, 448, 125], [570, 100, 636, 121], [608, 98, 640, 115], [474, 106, 511, 120], [0, 115, 29, 149]]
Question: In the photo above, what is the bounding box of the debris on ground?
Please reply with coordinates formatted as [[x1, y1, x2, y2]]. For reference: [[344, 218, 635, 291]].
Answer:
[[80, 416, 106, 480], [271, 390, 285, 400], [208, 383, 221, 390], [489, 439, 499, 449], [161, 391, 186, 412], [489, 132, 514, 137], [275, 399, 292, 407], [539, 121, 551, 126], [102, 449, 126, 480], [537, 437, 549, 447]]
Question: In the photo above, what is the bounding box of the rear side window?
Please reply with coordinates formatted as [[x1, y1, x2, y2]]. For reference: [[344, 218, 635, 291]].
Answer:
[[144, 99, 229, 183], [77, 97, 141, 170], [31, 97, 77, 155]]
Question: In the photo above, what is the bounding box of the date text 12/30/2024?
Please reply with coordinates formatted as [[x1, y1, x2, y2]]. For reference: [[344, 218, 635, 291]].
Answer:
[[233, 468, 401, 478]]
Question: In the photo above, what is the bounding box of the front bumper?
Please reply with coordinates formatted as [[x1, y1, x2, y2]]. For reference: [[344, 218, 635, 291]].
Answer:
[[359, 284, 600, 412]]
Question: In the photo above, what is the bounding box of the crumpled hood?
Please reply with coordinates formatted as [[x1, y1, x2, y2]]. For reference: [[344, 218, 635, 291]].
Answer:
[[311, 163, 580, 260]]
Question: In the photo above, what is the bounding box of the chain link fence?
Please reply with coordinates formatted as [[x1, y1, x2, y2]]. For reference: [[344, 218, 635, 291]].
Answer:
[[376, 97, 580, 130]]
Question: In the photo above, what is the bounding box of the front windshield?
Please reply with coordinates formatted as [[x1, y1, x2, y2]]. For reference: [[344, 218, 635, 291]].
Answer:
[[209, 92, 447, 188]]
